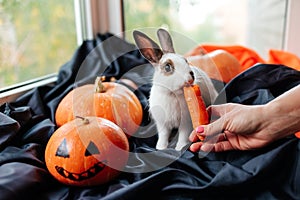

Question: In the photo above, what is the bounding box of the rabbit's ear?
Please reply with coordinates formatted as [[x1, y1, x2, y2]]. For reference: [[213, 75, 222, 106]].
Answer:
[[133, 30, 163, 63], [157, 28, 175, 54]]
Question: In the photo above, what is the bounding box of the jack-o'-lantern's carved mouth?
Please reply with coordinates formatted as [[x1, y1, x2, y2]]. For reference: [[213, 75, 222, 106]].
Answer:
[[55, 161, 107, 181]]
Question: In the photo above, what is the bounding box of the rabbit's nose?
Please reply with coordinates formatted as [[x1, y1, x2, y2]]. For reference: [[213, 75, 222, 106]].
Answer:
[[187, 71, 194, 85], [189, 71, 194, 81]]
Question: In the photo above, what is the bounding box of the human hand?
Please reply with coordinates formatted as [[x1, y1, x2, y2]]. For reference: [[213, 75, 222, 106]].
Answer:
[[189, 103, 284, 152], [189, 85, 300, 152]]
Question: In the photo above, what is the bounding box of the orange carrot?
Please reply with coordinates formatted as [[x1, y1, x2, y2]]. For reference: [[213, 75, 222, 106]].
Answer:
[[184, 85, 209, 141]]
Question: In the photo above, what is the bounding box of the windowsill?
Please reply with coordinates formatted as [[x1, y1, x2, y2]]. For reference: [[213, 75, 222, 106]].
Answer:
[[0, 74, 58, 106]]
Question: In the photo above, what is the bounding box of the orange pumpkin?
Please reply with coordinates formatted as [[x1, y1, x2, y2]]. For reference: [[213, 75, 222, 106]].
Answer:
[[45, 116, 129, 186], [55, 77, 143, 136], [184, 84, 209, 141]]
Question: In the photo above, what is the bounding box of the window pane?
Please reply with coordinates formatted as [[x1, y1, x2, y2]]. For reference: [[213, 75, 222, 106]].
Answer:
[[123, 0, 287, 59], [0, 0, 76, 88]]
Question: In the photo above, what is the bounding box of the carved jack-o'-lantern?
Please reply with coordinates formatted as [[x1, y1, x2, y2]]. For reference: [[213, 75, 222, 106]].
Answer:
[[45, 117, 129, 186]]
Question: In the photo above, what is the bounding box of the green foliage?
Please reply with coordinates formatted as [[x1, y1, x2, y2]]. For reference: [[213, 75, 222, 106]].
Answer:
[[0, 0, 76, 87], [123, 0, 221, 47], [0, 0, 235, 88]]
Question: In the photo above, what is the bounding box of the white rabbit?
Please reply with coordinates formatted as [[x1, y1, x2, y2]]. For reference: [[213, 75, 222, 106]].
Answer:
[[133, 29, 218, 151]]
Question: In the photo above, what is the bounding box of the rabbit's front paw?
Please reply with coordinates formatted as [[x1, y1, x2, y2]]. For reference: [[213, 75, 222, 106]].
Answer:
[[156, 139, 168, 150], [175, 141, 189, 151]]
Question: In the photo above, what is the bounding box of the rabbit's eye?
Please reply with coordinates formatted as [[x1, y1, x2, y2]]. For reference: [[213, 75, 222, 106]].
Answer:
[[164, 64, 173, 73]]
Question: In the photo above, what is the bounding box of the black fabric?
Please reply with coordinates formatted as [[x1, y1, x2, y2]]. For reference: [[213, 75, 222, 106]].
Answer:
[[215, 63, 300, 105], [0, 34, 300, 200]]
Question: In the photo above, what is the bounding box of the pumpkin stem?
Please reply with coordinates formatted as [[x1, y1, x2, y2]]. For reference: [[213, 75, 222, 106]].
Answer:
[[110, 77, 116, 82], [200, 49, 206, 56], [75, 116, 90, 124], [95, 76, 106, 93]]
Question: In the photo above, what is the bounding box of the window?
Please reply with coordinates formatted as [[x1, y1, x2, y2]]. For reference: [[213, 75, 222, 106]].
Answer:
[[0, 0, 299, 102], [0, 0, 76, 88], [123, 0, 287, 59]]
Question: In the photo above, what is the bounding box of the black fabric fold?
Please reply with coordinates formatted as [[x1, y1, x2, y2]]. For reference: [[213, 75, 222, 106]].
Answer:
[[0, 33, 299, 200], [215, 64, 300, 105]]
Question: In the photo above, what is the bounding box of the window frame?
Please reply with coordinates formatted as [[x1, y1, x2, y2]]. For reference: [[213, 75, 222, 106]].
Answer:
[[0, 0, 123, 105], [74, 0, 123, 45], [0, 0, 299, 105], [0, 73, 57, 105], [283, 0, 300, 56]]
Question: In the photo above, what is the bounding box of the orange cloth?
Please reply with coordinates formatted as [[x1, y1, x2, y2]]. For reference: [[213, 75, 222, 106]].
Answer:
[[186, 44, 300, 81], [268, 49, 300, 70]]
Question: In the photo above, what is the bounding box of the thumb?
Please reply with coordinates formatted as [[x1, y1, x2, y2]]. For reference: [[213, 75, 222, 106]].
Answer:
[[197, 117, 226, 138], [201, 104, 234, 137]]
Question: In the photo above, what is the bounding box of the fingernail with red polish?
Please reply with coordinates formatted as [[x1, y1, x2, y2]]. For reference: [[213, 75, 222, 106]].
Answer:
[[196, 126, 204, 133]]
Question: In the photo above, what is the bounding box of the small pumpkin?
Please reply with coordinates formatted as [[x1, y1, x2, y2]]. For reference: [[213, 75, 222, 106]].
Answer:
[[184, 84, 209, 141], [55, 77, 143, 136], [45, 116, 129, 186]]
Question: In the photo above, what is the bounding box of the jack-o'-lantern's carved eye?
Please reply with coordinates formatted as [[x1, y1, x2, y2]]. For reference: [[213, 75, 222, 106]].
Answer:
[[56, 138, 69, 158], [85, 141, 100, 156]]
